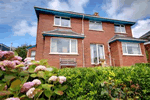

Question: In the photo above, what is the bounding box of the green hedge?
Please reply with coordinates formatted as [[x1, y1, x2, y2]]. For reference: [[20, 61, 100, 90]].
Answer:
[[53, 64, 150, 100]]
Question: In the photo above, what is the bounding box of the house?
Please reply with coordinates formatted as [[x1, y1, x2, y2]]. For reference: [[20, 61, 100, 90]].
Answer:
[[140, 31, 150, 62], [27, 6, 147, 68], [0, 43, 11, 51]]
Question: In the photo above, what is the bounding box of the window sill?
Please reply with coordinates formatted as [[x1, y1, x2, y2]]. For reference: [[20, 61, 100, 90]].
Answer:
[[123, 54, 144, 56], [115, 32, 127, 34], [89, 29, 104, 32], [49, 53, 79, 55], [53, 25, 72, 28]]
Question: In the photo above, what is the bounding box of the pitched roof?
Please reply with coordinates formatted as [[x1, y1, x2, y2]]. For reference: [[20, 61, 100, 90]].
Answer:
[[42, 28, 85, 39], [140, 31, 150, 39], [108, 34, 147, 43], [34, 6, 135, 25]]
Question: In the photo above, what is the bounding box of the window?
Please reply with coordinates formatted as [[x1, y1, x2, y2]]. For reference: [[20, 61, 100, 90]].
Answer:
[[54, 16, 70, 27], [90, 44, 105, 64], [122, 42, 142, 55], [31, 51, 36, 60], [114, 24, 126, 33], [50, 38, 77, 54], [89, 21, 102, 30]]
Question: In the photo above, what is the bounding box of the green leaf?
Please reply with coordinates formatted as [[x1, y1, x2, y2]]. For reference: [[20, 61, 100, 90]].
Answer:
[[30, 73, 37, 78], [60, 85, 68, 91], [44, 90, 52, 98], [54, 89, 64, 95], [3, 75, 16, 85], [10, 79, 21, 90], [0, 70, 3, 77], [39, 98, 45, 100], [0, 83, 6, 91], [19, 71, 29, 76], [42, 84, 54, 90]]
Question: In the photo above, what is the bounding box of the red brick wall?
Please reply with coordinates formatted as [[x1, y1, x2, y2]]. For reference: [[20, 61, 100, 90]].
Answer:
[[34, 13, 137, 68], [110, 41, 147, 66], [144, 44, 150, 62]]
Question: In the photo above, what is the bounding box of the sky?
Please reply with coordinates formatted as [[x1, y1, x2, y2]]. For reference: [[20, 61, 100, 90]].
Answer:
[[0, 0, 150, 47]]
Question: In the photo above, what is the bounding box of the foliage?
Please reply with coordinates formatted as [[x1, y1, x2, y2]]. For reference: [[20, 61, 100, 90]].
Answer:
[[0, 51, 67, 100], [14, 44, 32, 60], [55, 64, 150, 100], [146, 50, 149, 61]]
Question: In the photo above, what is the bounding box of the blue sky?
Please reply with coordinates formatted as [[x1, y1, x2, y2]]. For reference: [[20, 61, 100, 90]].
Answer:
[[0, 0, 150, 47]]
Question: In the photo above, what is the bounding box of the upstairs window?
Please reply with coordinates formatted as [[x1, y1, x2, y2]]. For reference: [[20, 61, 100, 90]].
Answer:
[[122, 42, 142, 55], [50, 38, 77, 54], [89, 21, 102, 30], [114, 24, 126, 33], [54, 16, 70, 27]]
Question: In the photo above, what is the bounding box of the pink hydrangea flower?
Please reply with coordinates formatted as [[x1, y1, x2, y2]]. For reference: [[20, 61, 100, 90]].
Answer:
[[49, 76, 58, 82], [13, 60, 21, 65], [5, 97, 20, 100], [0, 62, 5, 70], [26, 87, 35, 98], [11, 56, 22, 61], [21, 82, 35, 93], [3, 51, 14, 59], [58, 76, 66, 84], [2, 60, 16, 69], [34, 65, 47, 72], [32, 79, 41, 86], [24, 57, 32, 62]]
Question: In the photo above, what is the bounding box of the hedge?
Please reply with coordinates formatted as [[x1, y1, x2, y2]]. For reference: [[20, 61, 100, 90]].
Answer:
[[53, 64, 150, 100]]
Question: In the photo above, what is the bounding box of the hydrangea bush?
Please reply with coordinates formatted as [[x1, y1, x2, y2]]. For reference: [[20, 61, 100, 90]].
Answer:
[[0, 51, 67, 100]]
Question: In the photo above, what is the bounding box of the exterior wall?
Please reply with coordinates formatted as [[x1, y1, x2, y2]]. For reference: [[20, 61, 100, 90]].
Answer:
[[110, 41, 147, 66], [27, 47, 36, 58], [35, 12, 135, 68], [144, 44, 150, 62]]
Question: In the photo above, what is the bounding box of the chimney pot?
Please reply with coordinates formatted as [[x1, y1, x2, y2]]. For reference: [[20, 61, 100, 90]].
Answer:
[[94, 12, 99, 16]]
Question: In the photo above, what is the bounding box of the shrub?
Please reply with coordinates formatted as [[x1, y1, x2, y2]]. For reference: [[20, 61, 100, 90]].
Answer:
[[0, 51, 67, 100], [55, 64, 150, 100]]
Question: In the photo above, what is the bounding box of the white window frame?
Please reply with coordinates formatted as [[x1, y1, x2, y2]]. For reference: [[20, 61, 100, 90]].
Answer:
[[122, 42, 142, 56], [31, 50, 36, 60], [54, 16, 71, 27], [90, 44, 105, 64], [50, 38, 78, 54], [89, 21, 103, 31], [114, 24, 126, 33]]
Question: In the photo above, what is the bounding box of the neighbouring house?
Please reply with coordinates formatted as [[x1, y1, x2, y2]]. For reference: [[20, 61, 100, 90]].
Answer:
[[140, 31, 150, 62], [27, 6, 147, 68], [0, 43, 11, 51]]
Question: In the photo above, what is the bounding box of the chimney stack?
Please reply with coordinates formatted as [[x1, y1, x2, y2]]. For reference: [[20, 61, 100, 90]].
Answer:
[[94, 12, 99, 16]]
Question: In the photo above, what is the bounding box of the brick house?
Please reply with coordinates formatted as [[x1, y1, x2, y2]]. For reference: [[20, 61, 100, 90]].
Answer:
[[27, 7, 147, 68], [140, 31, 150, 62]]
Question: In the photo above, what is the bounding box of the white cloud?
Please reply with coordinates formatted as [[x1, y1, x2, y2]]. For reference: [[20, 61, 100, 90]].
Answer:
[[102, 0, 150, 21], [132, 19, 150, 38], [13, 20, 37, 37], [48, 0, 89, 13]]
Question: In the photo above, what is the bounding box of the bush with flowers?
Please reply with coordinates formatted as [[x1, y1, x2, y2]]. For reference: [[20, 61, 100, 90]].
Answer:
[[0, 51, 67, 100]]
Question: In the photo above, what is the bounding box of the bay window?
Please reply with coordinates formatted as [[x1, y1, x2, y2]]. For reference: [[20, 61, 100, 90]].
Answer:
[[90, 44, 105, 64], [89, 21, 103, 30], [50, 38, 77, 54], [122, 42, 142, 55], [114, 24, 126, 33], [54, 16, 70, 27]]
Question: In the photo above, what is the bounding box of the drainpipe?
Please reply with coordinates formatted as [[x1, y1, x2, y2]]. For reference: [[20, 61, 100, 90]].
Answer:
[[82, 15, 85, 67], [107, 42, 112, 66]]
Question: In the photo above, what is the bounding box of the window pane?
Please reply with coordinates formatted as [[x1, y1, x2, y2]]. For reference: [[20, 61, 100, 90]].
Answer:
[[121, 25, 126, 33], [61, 17, 70, 27], [114, 25, 120, 33], [90, 44, 98, 64], [57, 39, 70, 53], [122, 43, 127, 53], [55, 16, 60, 25], [89, 21, 102, 30], [126, 43, 141, 54], [71, 40, 77, 53], [31, 51, 36, 57], [51, 39, 57, 52], [98, 45, 104, 59]]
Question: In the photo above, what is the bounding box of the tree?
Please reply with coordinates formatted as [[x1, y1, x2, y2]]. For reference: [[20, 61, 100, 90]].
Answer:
[[15, 44, 32, 60]]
